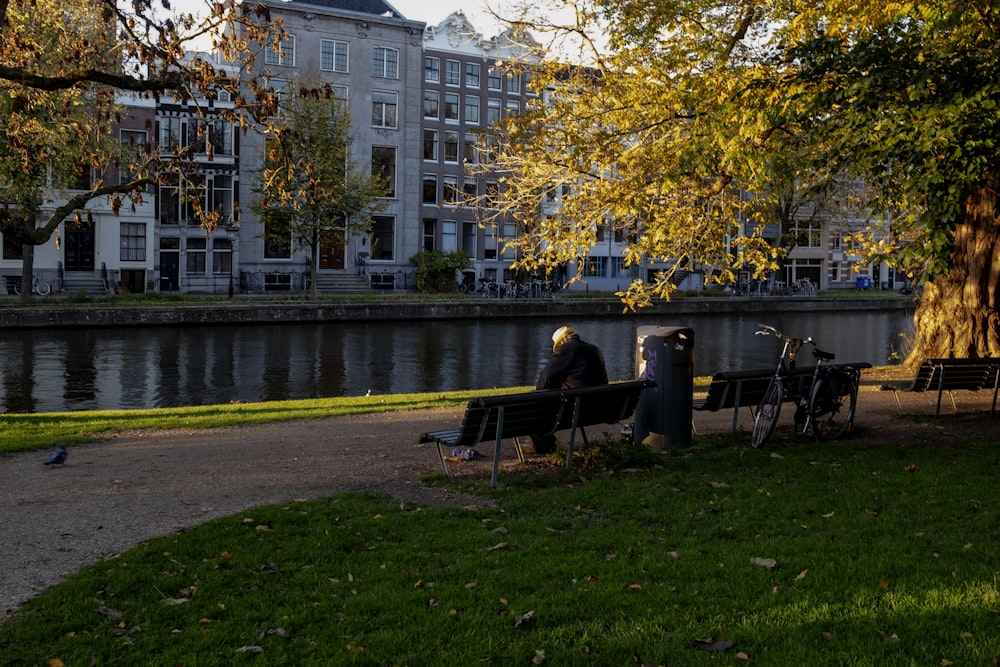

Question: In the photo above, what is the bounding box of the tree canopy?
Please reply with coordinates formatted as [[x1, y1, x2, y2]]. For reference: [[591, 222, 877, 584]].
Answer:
[[489, 0, 1000, 361], [0, 0, 281, 299]]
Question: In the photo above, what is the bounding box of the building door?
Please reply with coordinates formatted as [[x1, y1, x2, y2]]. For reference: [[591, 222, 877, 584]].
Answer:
[[160, 251, 180, 291], [319, 231, 345, 270], [64, 223, 95, 272]]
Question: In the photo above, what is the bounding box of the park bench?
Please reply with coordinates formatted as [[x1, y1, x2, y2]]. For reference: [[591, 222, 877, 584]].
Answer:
[[694, 363, 872, 432], [880, 358, 1000, 417], [419, 380, 655, 488]]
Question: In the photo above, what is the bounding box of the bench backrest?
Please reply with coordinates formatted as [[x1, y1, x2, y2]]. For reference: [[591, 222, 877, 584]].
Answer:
[[912, 358, 1000, 392], [557, 380, 654, 430], [473, 390, 567, 442]]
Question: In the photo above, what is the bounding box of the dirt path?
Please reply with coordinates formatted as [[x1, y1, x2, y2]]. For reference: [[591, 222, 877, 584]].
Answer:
[[2, 382, 995, 622]]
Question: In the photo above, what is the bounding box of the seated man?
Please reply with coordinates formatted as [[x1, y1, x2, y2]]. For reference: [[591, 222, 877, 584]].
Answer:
[[529, 325, 608, 454]]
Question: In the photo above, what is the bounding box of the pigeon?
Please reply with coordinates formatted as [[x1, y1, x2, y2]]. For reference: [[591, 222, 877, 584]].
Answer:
[[43, 445, 68, 466]]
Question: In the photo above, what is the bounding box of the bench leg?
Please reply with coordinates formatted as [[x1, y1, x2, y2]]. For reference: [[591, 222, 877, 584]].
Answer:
[[513, 436, 526, 463], [436, 443, 450, 477], [490, 406, 505, 489]]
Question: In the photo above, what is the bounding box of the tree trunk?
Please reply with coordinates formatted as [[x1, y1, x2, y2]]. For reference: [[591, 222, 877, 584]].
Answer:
[[907, 184, 1000, 365], [18, 242, 34, 304]]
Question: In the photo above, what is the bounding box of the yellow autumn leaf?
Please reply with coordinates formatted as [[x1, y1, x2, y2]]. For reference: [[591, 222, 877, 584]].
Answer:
[[628, 584, 642, 591], [48, 659, 64, 667]]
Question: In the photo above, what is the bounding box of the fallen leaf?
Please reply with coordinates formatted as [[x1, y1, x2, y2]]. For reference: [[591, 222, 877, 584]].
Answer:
[[736, 651, 750, 661], [236, 645, 263, 654], [532, 649, 546, 664], [160, 598, 190, 606], [820, 631, 833, 640], [47, 660, 64, 667], [514, 610, 535, 627], [465, 581, 477, 589], [708, 480, 727, 488], [487, 542, 509, 551], [750, 557, 777, 570], [960, 631, 973, 640], [668, 551, 680, 560], [96, 604, 121, 619], [822, 512, 835, 518], [628, 583, 643, 590], [905, 464, 918, 472], [795, 569, 808, 581], [880, 580, 890, 589]]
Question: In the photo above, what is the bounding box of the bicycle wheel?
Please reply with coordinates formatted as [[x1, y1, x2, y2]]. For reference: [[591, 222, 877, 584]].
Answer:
[[37, 281, 51, 296], [751, 378, 783, 449], [807, 369, 857, 440]]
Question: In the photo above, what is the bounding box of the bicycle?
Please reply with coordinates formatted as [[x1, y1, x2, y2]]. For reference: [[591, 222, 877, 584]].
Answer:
[[13, 273, 51, 296], [750, 323, 860, 448]]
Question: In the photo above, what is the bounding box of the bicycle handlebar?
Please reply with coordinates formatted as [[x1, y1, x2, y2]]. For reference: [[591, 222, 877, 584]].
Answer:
[[756, 323, 835, 361]]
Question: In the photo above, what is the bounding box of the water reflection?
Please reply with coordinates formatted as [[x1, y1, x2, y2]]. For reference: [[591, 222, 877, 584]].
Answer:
[[0, 310, 913, 413]]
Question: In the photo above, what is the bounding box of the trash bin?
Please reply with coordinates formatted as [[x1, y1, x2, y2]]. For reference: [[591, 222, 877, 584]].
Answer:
[[856, 276, 871, 290], [634, 325, 694, 450]]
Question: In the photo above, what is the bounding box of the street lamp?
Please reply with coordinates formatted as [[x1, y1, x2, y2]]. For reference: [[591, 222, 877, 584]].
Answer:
[[226, 224, 239, 298]]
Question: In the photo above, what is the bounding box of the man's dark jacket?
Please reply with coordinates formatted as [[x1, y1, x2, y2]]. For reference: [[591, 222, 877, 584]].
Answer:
[[536, 338, 608, 390]]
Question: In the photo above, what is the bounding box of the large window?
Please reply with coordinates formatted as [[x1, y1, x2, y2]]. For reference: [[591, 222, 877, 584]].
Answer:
[[462, 177, 477, 202], [423, 129, 438, 161], [443, 131, 459, 163], [264, 218, 291, 259], [158, 173, 180, 224], [442, 220, 457, 251], [265, 35, 295, 66], [422, 174, 437, 204], [487, 98, 501, 126], [158, 117, 182, 150], [462, 222, 476, 257], [443, 176, 458, 205], [445, 60, 461, 85], [505, 71, 520, 93], [209, 174, 234, 225], [370, 215, 395, 260], [465, 62, 480, 87], [320, 39, 348, 72], [424, 56, 440, 82], [120, 223, 146, 261], [373, 47, 398, 78], [790, 220, 823, 247], [464, 95, 480, 124], [484, 222, 498, 259], [443, 92, 459, 122], [423, 90, 439, 119], [119, 129, 147, 184], [464, 133, 478, 164], [372, 90, 398, 128], [212, 238, 232, 275], [207, 120, 233, 157], [423, 219, 436, 251], [488, 67, 502, 90], [186, 237, 206, 274], [371, 146, 396, 197], [581, 256, 607, 278]]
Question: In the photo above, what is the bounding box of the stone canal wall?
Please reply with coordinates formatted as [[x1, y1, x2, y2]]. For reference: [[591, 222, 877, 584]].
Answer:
[[0, 296, 913, 330]]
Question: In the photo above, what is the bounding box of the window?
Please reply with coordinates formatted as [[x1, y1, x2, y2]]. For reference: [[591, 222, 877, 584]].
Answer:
[[505, 100, 520, 116], [443, 92, 459, 122], [487, 98, 501, 126], [462, 177, 477, 201], [462, 222, 476, 256], [423, 129, 438, 161], [212, 238, 232, 275], [581, 256, 607, 278], [464, 133, 478, 163], [484, 223, 498, 259], [485, 180, 500, 208], [423, 219, 436, 251], [445, 59, 461, 85], [488, 67, 502, 90], [423, 90, 439, 119], [373, 47, 398, 78], [503, 222, 517, 258], [119, 129, 147, 184], [186, 237, 206, 274], [442, 220, 457, 251], [465, 95, 480, 124], [370, 215, 394, 260], [207, 120, 233, 157], [372, 90, 398, 128], [443, 131, 459, 162], [120, 223, 146, 261], [424, 56, 440, 82], [209, 174, 234, 224], [264, 218, 291, 259], [265, 35, 295, 66], [371, 146, 396, 197], [184, 174, 206, 224], [2, 226, 22, 259], [422, 174, 437, 204], [158, 117, 182, 150], [465, 62, 480, 87], [443, 176, 458, 205], [611, 258, 638, 278], [790, 220, 823, 247], [320, 39, 348, 72], [158, 173, 179, 224], [505, 71, 520, 93]]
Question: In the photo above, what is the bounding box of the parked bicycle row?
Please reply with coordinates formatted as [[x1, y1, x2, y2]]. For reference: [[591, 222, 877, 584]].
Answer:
[[729, 277, 817, 296], [461, 277, 559, 299]]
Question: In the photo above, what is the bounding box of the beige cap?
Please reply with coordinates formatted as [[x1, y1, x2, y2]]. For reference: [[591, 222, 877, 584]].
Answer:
[[552, 325, 576, 350]]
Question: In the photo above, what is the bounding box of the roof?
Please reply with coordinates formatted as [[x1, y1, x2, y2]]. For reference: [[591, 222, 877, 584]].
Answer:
[[268, 0, 405, 19]]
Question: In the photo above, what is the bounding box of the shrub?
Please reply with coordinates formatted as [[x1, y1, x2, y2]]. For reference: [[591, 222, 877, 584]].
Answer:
[[409, 249, 472, 293]]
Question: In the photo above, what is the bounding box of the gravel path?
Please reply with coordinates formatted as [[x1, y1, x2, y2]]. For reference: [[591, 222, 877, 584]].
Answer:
[[2, 384, 995, 623]]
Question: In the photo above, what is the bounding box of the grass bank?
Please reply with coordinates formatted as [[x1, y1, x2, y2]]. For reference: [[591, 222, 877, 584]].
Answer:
[[1, 434, 997, 665]]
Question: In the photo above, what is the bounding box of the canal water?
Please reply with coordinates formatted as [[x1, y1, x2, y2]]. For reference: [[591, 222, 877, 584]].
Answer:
[[0, 310, 914, 413]]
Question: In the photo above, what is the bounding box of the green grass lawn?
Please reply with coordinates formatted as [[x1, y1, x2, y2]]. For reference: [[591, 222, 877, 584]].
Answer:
[[2, 424, 998, 664]]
